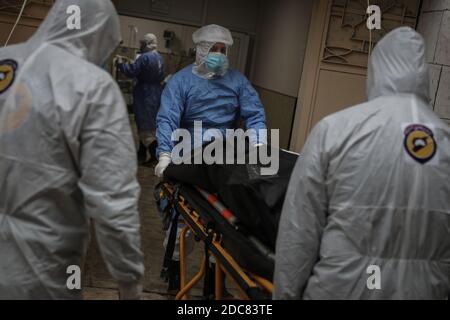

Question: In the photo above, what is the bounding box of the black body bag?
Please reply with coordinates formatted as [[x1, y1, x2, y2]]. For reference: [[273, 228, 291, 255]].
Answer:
[[164, 141, 299, 251]]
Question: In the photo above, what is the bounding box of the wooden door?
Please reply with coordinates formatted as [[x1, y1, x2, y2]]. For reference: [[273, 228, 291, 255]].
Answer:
[[290, 0, 422, 152]]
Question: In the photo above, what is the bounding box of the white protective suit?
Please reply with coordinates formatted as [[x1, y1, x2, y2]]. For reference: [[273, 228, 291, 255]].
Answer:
[[0, 0, 144, 299], [274, 27, 450, 300]]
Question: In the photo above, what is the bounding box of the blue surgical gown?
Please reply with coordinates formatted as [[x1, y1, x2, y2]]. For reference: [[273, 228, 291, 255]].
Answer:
[[119, 51, 165, 133], [156, 64, 267, 157]]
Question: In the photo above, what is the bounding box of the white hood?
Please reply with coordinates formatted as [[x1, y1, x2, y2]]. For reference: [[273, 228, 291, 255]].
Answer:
[[29, 0, 121, 66], [367, 27, 429, 102]]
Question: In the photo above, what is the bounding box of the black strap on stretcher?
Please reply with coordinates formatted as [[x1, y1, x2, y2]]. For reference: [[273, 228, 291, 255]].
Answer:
[[160, 185, 181, 282]]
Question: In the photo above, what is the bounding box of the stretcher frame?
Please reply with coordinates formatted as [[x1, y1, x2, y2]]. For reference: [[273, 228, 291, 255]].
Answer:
[[159, 183, 273, 300]]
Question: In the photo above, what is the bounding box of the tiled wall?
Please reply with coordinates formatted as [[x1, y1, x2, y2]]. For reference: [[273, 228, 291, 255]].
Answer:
[[418, 1, 450, 126]]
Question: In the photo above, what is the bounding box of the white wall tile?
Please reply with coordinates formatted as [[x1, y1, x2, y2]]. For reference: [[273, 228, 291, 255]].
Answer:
[[435, 11, 450, 66], [418, 12, 443, 63], [429, 64, 442, 108], [422, 0, 450, 12], [435, 66, 450, 119]]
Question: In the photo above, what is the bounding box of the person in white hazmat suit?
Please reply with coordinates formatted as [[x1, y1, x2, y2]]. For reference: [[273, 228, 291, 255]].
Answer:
[[273, 27, 450, 300], [0, 0, 144, 299]]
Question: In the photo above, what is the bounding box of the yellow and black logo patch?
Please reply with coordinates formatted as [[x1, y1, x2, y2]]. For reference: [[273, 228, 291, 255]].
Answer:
[[0, 59, 18, 94], [404, 124, 437, 164]]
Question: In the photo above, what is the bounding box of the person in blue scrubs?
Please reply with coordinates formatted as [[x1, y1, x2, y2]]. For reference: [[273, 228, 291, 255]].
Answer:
[[154, 25, 267, 293], [155, 24, 267, 177], [117, 33, 165, 163]]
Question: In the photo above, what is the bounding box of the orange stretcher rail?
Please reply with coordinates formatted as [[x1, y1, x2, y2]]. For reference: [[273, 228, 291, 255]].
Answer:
[[160, 183, 273, 300]]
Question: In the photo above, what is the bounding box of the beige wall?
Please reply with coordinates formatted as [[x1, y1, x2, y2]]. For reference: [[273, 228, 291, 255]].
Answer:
[[119, 15, 193, 52], [249, 0, 313, 148], [118, 15, 250, 74], [254, 86, 297, 149], [250, 0, 313, 97], [0, 1, 51, 46]]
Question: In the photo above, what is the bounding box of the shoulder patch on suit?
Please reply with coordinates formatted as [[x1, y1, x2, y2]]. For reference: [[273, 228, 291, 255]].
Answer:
[[0, 59, 18, 94], [403, 124, 437, 164]]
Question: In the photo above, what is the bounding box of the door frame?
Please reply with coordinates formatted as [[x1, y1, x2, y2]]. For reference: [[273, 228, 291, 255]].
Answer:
[[290, 0, 332, 152]]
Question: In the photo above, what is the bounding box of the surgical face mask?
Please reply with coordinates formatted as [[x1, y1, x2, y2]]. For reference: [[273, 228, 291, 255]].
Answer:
[[206, 52, 229, 74]]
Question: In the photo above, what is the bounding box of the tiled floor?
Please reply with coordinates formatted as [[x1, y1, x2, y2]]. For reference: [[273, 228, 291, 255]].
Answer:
[[82, 286, 171, 300], [83, 164, 207, 300]]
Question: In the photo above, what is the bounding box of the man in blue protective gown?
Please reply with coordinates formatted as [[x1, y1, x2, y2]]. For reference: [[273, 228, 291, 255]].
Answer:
[[155, 24, 267, 177], [117, 33, 165, 164], [154, 24, 267, 293]]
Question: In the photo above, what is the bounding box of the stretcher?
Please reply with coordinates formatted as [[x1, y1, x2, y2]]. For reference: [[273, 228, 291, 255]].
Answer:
[[158, 182, 274, 300]]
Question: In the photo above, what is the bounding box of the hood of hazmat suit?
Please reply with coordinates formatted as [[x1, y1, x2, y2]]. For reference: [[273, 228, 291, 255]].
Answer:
[[140, 33, 158, 52], [192, 24, 234, 79], [274, 27, 450, 300], [0, 0, 144, 299]]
